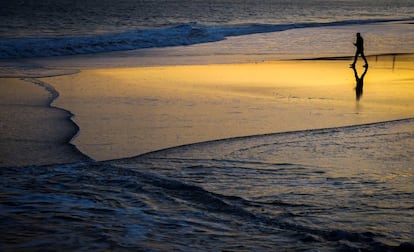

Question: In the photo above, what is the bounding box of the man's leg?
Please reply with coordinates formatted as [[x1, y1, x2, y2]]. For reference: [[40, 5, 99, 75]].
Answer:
[[361, 52, 368, 67], [351, 51, 359, 67]]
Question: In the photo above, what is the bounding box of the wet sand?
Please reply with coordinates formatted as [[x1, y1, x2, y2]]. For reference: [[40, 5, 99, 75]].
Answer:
[[0, 78, 90, 167], [38, 54, 414, 161], [1, 54, 413, 165]]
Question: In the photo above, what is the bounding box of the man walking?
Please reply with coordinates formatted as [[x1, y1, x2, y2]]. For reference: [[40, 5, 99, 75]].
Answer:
[[351, 33, 368, 68]]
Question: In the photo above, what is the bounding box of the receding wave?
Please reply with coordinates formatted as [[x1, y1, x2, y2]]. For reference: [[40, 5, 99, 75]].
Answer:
[[1, 118, 413, 250], [1, 18, 412, 59]]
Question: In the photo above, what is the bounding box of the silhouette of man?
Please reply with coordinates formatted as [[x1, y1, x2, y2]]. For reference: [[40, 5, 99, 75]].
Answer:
[[351, 64, 368, 101], [351, 33, 368, 68]]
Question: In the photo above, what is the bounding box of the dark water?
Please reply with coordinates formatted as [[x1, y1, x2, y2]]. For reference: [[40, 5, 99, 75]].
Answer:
[[1, 0, 413, 58], [1, 118, 413, 251], [2, 0, 413, 36]]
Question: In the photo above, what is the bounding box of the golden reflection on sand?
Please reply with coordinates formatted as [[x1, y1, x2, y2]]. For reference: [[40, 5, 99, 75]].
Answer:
[[44, 56, 414, 160]]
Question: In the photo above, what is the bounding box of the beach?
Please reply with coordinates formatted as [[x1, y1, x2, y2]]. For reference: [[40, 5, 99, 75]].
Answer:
[[1, 50, 414, 252], [2, 54, 413, 164], [0, 77, 89, 167], [1, 53, 413, 250], [1, 1, 414, 250]]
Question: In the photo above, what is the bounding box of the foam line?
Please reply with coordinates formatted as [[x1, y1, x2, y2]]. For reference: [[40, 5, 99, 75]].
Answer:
[[1, 18, 412, 59]]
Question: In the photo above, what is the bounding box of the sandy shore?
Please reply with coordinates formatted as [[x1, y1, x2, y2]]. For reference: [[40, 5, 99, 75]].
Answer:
[[33, 54, 413, 161], [0, 78, 90, 167], [1, 54, 413, 165]]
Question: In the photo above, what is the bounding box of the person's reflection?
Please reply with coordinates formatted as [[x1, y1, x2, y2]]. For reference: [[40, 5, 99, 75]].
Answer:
[[351, 65, 368, 101]]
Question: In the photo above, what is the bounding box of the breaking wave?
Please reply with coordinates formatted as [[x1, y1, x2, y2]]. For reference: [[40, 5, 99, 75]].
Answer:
[[1, 18, 412, 59]]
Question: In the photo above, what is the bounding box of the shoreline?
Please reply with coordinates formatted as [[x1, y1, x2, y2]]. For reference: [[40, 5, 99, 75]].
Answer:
[[23, 78, 87, 148], [0, 77, 91, 168], [109, 116, 414, 164], [1, 52, 413, 166], [3, 51, 411, 74], [1, 18, 413, 62]]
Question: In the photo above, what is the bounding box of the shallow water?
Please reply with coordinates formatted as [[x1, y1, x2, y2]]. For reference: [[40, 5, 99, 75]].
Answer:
[[1, 119, 413, 251]]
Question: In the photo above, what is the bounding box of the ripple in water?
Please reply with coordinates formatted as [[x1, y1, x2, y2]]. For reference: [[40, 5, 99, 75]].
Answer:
[[1, 119, 413, 251]]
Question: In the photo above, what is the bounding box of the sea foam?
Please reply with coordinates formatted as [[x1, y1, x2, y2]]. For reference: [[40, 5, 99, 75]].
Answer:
[[1, 18, 412, 59]]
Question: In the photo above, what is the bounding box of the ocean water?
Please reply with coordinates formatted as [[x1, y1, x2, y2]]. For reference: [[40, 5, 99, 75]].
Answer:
[[0, 0, 413, 59], [1, 119, 413, 251]]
